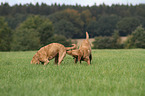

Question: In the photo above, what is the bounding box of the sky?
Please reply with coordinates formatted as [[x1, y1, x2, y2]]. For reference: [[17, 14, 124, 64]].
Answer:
[[0, 0, 145, 6]]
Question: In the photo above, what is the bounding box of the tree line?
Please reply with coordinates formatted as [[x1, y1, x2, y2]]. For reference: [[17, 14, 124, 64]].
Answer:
[[0, 3, 145, 51]]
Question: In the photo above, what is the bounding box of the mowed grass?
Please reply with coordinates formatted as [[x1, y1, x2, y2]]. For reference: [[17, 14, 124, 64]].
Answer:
[[0, 49, 145, 96]]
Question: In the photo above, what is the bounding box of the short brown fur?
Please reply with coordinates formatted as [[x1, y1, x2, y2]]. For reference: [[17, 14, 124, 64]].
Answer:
[[31, 43, 76, 65], [67, 32, 92, 65]]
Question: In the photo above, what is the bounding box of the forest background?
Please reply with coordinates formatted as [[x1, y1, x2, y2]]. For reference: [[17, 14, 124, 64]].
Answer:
[[0, 2, 145, 51]]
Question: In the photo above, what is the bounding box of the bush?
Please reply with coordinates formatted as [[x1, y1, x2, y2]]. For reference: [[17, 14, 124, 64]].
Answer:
[[93, 37, 113, 49], [93, 30, 122, 49], [125, 26, 145, 48]]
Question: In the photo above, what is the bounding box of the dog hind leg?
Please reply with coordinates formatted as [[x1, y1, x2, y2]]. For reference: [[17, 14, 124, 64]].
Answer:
[[75, 57, 78, 63], [87, 60, 90, 65], [84, 56, 90, 65]]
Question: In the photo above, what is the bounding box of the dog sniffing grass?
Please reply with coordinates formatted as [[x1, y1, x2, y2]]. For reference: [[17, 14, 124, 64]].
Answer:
[[31, 43, 76, 65]]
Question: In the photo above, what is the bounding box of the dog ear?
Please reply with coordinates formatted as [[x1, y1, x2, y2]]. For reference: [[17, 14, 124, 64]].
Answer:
[[71, 50, 80, 56], [66, 51, 72, 55]]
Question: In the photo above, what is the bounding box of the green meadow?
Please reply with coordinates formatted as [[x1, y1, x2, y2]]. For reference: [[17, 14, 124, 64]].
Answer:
[[0, 49, 145, 96]]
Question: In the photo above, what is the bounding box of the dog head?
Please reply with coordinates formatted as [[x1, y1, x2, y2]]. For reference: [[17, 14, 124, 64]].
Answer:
[[67, 49, 83, 61], [31, 54, 39, 64]]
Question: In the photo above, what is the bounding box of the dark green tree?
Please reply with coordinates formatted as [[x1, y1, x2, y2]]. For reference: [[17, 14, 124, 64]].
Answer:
[[54, 19, 75, 38], [81, 9, 96, 37], [11, 15, 54, 50], [11, 28, 41, 51], [0, 17, 12, 51], [0, 3, 145, 39], [18, 15, 54, 45], [117, 17, 140, 36], [38, 19, 54, 45], [0, 3, 10, 15], [96, 15, 120, 36], [87, 20, 98, 37], [18, 15, 43, 29], [5, 14, 27, 29], [49, 9, 84, 38]]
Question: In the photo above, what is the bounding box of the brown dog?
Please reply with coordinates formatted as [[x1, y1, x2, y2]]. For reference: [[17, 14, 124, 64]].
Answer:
[[67, 32, 92, 65], [31, 43, 76, 65]]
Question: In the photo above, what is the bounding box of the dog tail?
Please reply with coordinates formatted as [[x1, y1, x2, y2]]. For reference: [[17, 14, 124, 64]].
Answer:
[[65, 44, 76, 50], [86, 32, 89, 40]]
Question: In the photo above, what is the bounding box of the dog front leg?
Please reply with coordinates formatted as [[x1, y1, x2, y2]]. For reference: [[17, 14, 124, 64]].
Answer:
[[86, 57, 90, 65], [87, 60, 90, 65], [84, 57, 90, 65], [44, 59, 49, 65]]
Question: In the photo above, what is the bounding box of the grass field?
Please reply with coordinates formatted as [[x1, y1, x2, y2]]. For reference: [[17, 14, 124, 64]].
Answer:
[[0, 49, 145, 96]]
